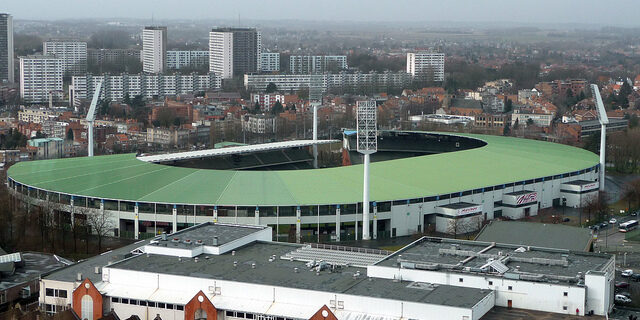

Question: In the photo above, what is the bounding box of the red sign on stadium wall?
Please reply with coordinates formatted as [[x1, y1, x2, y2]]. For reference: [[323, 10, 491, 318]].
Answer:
[[516, 192, 538, 205]]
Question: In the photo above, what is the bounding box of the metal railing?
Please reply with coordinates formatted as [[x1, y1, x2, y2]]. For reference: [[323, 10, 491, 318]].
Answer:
[[306, 242, 392, 256]]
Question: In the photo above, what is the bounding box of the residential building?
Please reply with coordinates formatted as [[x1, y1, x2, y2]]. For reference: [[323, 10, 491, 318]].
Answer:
[[474, 113, 510, 128], [70, 73, 220, 105], [146, 127, 190, 147], [28, 137, 64, 159], [42, 40, 87, 75], [166, 50, 209, 70], [260, 51, 280, 72], [406, 52, 445, 81], [511, 108, 554, 127], [251, 93, 286, 112], [209, 28, 261, 79], [244, 71, 411, 93], [18, 107, 57, 123], [0, 149, 20, 164], [19, 55, 64, 103], [42, 120, 69, 139], [535, 79, 587, 98], [88, 48, 141, 66], [481, 94, 505, 113], [517, 89, 541, 104], [243, 114, 276, 133], [289, 55, 347, 74], [0, 13, 13, 83], [142, 26, 167, 74]]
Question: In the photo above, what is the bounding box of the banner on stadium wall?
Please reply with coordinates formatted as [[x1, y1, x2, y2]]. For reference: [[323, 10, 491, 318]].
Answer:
[[456, 205, 482, 215], [515, 192, 538, 205], [581, 182, 599, 192]]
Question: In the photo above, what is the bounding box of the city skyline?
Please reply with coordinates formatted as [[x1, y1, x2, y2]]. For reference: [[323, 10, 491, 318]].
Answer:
[[1, 0, 639, 27]]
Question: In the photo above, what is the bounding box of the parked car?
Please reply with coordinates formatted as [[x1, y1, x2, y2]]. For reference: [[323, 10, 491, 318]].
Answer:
[[600, 222, 608, 228], [621, 269, 634, 277], [631, 273, 640, 281], [588, 225, 599, 231], [562, 217, 570, 222], [615, 281, 629, 288], [615, 294, 632, 304], [609, 218, 617, 224], [617, 292, 631, 298]]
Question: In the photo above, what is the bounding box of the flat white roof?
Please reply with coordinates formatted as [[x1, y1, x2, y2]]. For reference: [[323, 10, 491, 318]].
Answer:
[[137, 139, 339, 163]]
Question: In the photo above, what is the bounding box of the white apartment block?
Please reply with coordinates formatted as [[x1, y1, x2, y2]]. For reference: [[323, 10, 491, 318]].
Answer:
[[70, 73, 220, 105], [166, 50, 209, 70], [511, 109, 554, 127], [406, 52, 445, 81], [289, 55, 347, 74], [244, 71, 411, 93], [209, 28, 261, 79], [19, 55, 64, 103], [0, 13, 14, 83], [43, 40, 87, 75], [18, 107, 58, 123], [242, 114, 277, 134], [142, 26, 167, 74], [42, 120, 69, 139], [260, 52, 280, 72]]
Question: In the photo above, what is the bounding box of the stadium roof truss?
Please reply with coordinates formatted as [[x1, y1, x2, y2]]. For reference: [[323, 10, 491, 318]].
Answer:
[[138, 139, 339, 163]]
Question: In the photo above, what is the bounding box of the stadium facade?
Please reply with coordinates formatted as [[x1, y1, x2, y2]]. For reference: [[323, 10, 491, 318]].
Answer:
[[7, 131, 600, 242]]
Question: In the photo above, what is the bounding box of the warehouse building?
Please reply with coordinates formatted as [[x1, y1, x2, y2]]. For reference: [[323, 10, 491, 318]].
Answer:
[[38, 223, 614, 319]]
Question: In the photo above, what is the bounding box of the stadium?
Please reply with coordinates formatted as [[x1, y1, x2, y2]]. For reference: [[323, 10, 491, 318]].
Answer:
[[7, 131, 600, 242]]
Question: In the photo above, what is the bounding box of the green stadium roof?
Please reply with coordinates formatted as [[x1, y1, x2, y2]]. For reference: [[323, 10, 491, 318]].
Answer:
[[8, 133, 599, 206]]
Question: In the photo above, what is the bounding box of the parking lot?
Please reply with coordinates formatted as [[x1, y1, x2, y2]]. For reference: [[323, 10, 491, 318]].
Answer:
[[614, 268, 640, 309]]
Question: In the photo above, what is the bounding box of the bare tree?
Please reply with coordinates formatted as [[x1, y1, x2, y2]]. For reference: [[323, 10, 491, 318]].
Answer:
[[622, 178, 640, 213], [583, 191, 608, 224], [85, 208, 115, 252], [446, 216, 483, 240]]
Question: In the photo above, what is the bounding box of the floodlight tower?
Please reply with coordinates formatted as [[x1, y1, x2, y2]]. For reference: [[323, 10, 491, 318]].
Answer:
[[85, 81, 103, 157], [590, 84, 609, 191], [356, 100, 377, 240]]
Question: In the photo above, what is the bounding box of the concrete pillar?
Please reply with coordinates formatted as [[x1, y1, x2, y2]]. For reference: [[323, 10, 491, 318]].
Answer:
[[134, 203, 139, 240], [335, 205, 341, 242], [362, 154, 371, 240], [296, 206, 301, 243], [100, 199, 104, 212], [600, 124, 606, 191], [172, 205, 178, 234], [254, 206, 260, 226], [70, 197, 75, 228], [313, 105, 318, 168], [213, 206, 218, 223], [373, 202, 378, 240]]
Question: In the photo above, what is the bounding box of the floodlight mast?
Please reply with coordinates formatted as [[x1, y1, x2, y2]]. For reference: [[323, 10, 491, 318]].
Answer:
[[590, 84, 609, 192], [356, 100, 377, 241], [85, 81, 103, 157]]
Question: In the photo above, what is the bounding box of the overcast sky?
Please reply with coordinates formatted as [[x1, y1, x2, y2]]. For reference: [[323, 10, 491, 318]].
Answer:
[[1, 0, 639, 26]]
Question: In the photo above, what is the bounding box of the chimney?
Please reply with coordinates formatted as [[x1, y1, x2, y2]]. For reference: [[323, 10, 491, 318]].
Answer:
[[251, 263, 256, 269], [94, 267, 100, 274], [212, 236, 218, 246], [76, 273, 82, 281], [231, 250, 236, 256]]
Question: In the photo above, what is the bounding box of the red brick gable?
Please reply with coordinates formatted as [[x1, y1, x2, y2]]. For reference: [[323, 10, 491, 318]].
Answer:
[[72, 278, 103, 320], [184, 291, 217, 320]]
